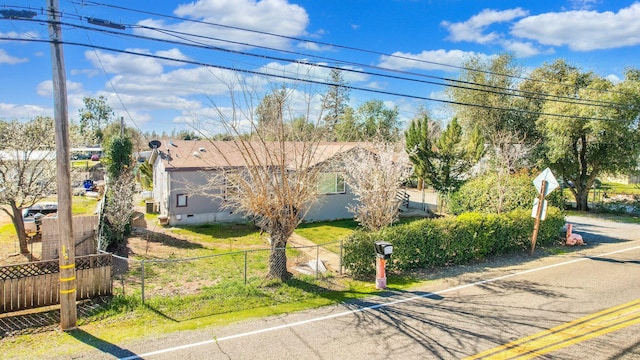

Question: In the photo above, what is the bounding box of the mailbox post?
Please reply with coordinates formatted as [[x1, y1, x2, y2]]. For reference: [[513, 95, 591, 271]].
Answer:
[[374, 241, 393, 289]]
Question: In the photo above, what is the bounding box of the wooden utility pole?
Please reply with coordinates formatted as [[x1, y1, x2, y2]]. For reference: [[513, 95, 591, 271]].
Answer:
[[48, 0, 77, 330]]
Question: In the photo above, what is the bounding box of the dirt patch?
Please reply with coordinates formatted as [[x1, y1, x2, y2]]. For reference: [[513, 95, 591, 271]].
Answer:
[[0, 208, 42, 264]]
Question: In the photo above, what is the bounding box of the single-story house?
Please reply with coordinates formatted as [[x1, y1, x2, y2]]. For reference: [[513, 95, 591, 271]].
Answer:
[[150, 140, 366, 226]]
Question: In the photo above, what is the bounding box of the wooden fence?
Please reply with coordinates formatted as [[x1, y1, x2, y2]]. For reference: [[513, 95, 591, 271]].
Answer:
[[0, 254, 112, 313]]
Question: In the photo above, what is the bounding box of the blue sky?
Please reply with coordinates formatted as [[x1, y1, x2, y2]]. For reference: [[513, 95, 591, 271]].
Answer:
[[1, 0, 639, 138]]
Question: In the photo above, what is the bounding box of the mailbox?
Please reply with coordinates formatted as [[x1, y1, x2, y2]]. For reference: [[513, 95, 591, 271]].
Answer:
[[374, 241, 393, 259]]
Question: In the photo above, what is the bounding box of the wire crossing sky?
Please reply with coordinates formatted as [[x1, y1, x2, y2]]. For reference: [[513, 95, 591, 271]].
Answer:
[[1, 0, 639, 135]]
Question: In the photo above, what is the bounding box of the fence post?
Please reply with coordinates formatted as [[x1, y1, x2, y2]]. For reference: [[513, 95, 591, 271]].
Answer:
[[141, 259, 145, 304], [339, 239, 343, 276], [316, 245, 320, 279], [244, 251, 247, 286]]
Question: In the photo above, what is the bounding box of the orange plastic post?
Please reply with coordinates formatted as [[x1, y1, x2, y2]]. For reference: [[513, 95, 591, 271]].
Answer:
[[375, 257, 386, 289]]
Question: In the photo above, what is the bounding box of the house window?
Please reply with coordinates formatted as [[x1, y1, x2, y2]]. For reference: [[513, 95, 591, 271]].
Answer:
[[176, 194, 188, 207], [224, 178, 240, 201], [318, 173, 346, 194]]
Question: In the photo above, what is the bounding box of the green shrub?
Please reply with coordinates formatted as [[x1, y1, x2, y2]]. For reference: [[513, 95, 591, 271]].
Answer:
[[447, 171, 565, 214], [343, 207, 565, 278], [342, 230, 378, 279]]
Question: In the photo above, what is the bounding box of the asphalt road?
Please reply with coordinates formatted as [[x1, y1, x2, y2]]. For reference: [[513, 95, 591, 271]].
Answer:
[[64, 215, 640, 359]]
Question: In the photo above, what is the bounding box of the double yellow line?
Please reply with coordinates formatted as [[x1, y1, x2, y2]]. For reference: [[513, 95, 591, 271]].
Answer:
[[465, 299, 640, 359]]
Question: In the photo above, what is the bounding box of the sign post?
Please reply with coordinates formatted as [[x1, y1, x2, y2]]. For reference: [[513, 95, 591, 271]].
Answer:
[[530, 180, 547, 255], [530, 168, 559, 255]]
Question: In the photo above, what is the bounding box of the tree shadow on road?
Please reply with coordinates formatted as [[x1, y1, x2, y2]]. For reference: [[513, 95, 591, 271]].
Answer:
[[341, 280, 574, 359]]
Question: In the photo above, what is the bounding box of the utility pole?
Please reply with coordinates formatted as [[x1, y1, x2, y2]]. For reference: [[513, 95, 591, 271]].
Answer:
[[48, 0, 77, 330]]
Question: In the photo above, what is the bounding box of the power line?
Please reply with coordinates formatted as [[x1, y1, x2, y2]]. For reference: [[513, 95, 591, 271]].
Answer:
[[5, 14, 629, 112], [3, 5, 631, 110], [1, 35, 630, 124], [136, 24, 625, 110], [2, 6, 639, 126], [69, 0, 149, 143], [77, 0, 635, 98]]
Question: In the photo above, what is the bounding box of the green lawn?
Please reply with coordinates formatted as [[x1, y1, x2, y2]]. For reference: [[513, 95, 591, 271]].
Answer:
[[296, 219, 359, 243], [71, 195, 101, 215], [156, 223, 268, 253], [71, 160, 101, 168], [294, 217, 428, 253], [600, 182, 640, 195]]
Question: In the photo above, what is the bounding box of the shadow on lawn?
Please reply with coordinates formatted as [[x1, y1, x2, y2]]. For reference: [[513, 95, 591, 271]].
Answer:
[[68, 329, 139, 359]]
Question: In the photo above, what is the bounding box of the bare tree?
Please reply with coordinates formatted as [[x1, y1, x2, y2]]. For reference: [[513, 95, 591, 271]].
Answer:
[[195, 80, 341, 281], [488, 131, 535, 213], [0, 117, 57, 255], [340, 142, 412, 231]]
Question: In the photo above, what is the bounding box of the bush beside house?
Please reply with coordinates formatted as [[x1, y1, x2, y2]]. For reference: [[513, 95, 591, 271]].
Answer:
[[343, 207, 565, 278]]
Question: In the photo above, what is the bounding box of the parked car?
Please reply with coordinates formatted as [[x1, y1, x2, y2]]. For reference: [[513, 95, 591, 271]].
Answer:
[[22, 202, 58, 222], [71, 153, 91, 160]]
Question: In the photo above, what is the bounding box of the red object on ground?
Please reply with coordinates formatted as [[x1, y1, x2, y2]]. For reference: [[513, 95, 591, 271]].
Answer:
[[566, 223, 584, 246]]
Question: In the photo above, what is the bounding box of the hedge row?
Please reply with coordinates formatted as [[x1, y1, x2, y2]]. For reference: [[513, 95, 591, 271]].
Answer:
[[343, 207, 565, 279]]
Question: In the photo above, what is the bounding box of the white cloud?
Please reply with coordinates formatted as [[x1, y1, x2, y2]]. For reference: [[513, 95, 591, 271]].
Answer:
[[0, 31, 39, 41], [501, 40, 553, 58], [106, 66, 241, 97], [134, 0, 309, 51], [296, 41, 333, 52], [155, 48, 192, 66], [175, 105, 244, 135], [256, 60, 322, 80], [115, 111, 153, 128], [36, 80, 85, 97], [84, 49, 163, 75], [100, 91, 203, 113], [427, 90, 454, 121], [0, 103, 51, 120], [0, 49, 27, 64], [378, 49, 486, 71], [442, 8, 529, 44], [179, 85, 326, 135], [606, 74, 621, 84], [365, 81, 385, 90], [255, 61, 371, 87], [286, 87, 324, 120], [511, 3, 640, 51]]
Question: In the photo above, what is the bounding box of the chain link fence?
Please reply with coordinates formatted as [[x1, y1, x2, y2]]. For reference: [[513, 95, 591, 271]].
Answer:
[[107, 240, 344, 304]]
